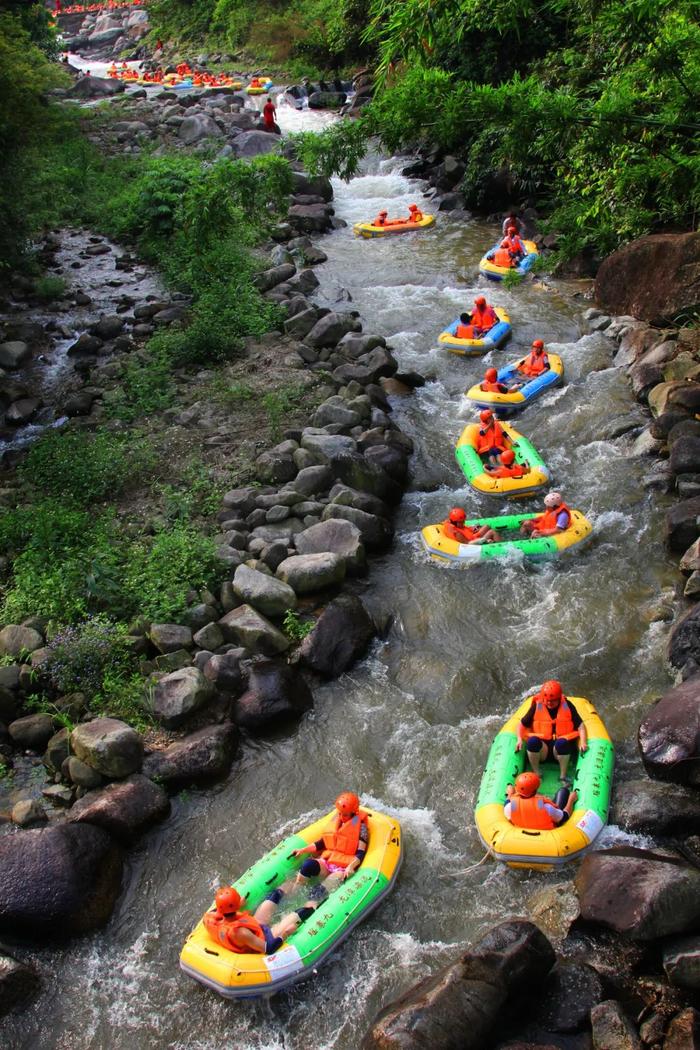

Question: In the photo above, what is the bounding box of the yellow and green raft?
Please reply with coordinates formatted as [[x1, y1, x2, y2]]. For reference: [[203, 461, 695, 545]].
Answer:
[[455, 420, 550, 498], [353, 215, 436, 238], [421, 509, 593, 563], [180, 808, 402, 999], [475, 696, 614, 870]]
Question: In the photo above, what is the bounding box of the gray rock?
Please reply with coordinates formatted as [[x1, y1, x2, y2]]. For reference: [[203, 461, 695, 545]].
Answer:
[[43, 728, 70, 773], [232, 660, 312, 731], [662, 1008, 700, 1049], [321, 503, 393, 549], [665, 496, 700, 552], [0, 665, 20, 691], [6, 399, 41, 426], [143, 723, 238, 788], [0, 625, 43, 658], [284, 306, 320, 340], [65, 756, 103, 789], [534, 962, 604, 1032], [294, 518, 365, 574], [590, 1000, 641, 1050], [300, 431, 357, 462], [192, 621, 224, 651], [231, 130, 280, 158], [42, 784, 74, 806], [11, 799, 48, 828], [0, 341, 31, 369], [179, 113, 223, 144], [255, 263, 296, 292], [0, 823, 123, 938], [202, 650, 245, 692], [298, 594, 375, 677], [70, 718, 143, 778], [332, 347, 398, 386], [68, 75, 125, 99], [218, 604, 289, 654], [290, 171, 333, 201], [286, 464, 333, 498], [639, 673, 700, 784], [8, 714, 55, 752], [276, 552, 345, 594], [671, 437, 700, 476], [575, 846, 700, 940], [0, 950, 40, 1018], [337, 333, 386, 360], [148, 623, 193, 654], [667, 608, 700, 679], [69, 774, 170, 844], [250, 520, 305, 545], [287, 203, 333, 234], [312, 399, 362, 429], [611, 778, 700, 835], [255, 439, 299, 484], [91, 315, 124, 340], [304, 312, 356, 349], [150, 668, 214, 729], [232, 563, 297, 618], [663, 936, 700, 990]]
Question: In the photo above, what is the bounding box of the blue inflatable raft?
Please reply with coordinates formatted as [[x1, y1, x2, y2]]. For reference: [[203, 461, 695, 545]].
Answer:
[[464, 353, 564, 416]]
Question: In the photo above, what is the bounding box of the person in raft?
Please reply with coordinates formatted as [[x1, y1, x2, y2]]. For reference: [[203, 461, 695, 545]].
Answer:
[[479, 367, 509, 394], [517, 338, 550, 379], [455, 296, 498, 339], [515, 679, 588, 783], [407, 203, 423, 222], [484, 448, 527, 478], [504, 772, 578, 829], [373, 210, 389, 227], [501, 209, 525, 237], [520, 491, 570, 538], [476, 408, 509, 465], [203, 885, 301, 955], [290, 791, 368, 912], [442, 507, 499, 544], [488, 225, 526, 264]]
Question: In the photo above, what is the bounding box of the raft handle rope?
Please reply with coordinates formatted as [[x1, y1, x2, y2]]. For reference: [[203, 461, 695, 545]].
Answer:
[[440, 846, 495, 878]]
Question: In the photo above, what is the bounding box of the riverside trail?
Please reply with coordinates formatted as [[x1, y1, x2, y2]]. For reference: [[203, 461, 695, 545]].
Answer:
[[2, 104, 678, 1050]]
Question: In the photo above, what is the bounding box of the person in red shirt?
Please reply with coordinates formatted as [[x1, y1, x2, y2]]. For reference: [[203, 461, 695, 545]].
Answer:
[[262, 98, 277, 130]]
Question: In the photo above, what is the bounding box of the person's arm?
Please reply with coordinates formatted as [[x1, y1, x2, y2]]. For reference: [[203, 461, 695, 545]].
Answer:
[[344, 823, 369, 879], [234, 927, 267, 953], [291, 842, 320, 858], [516, 701, 535, 749], [578, 722, 588, 752]]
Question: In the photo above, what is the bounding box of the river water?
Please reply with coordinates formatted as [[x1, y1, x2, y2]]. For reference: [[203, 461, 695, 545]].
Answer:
[[3, 107, 679, 1050]]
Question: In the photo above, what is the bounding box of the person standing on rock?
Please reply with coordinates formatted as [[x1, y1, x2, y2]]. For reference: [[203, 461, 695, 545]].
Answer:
[[515, 680, 587, 782], [262, 97, 279, 133], [504, 772, 578, 828]]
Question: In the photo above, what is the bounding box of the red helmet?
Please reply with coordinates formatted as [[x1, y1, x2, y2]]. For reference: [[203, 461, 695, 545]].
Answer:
[[379, 210, 388, 216], [215, 886, 242, 915], [532, 339, 545, 350], [501, 449, 515, 465], [335, 791, 360, 817], [515, 772, 540, 798], [507, 225, 517, 234], [541, 679, 563, 703], [408, 203, 418, 211], [475, 295, 486, 307], [485, 367, 498, 381], [449, 507, 466, 524], [480, 409, 493, 423]]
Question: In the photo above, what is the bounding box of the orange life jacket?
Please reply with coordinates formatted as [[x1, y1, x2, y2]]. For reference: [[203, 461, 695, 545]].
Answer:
[[509, 793, 557, 830], [455, 324, 475, 339], [493, 249, 515, 268], [501, 235, 525, 254], [518, 351, 549, 377], [489, 463, 525, 478], [472, 305, 497, 331], [531, 696, 578, 741], [480, 380, 507, 393], [533, 501, 570, 533], [443, 520, 479, 543], [321, 810, 368, 867], [410, 210, 423, 222], [203, 909, 266, 954], [475, 420, 507, 455]]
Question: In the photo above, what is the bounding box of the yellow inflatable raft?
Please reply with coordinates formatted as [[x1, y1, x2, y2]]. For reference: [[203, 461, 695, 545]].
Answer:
[[475, 695, 614, 870], [353, 215, 436, 238], [455, 420, 551, 498], [180, 807, 402, 999], [464, 353, 564, 416], [421, 509, 593, 563]]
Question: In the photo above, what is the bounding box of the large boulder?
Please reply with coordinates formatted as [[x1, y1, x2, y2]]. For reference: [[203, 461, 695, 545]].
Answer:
[[307, 90, 346, 109], [218, 605, 289, 655], [665, 497, 700, 552], [533, 962, 604, 1032], [663, 1008, 700, 1050], [575, 847, 700, 940], [294, 518, 366, 574], [590, 1000, 641, 1050], [595, 233, 700, 325], [231, 130, 280, 158], [202, 650, 245, 693], [287, 203, 333, 234], [667, 605, 700, 678], [362, 920, 555, 1050], [298, 594, 375, 677], [0, 950, 40, 1018], [0, 823, 123, 938], [290, 171, 333, 201], [232, 564, 297, 618], [671, 437, 700, 477], [276, 552, 345, 594], [321, 504, 393, 549], [8, 713, 56, 752], [332, 347, 398, 387], [68, 774, 170, 844], [150, 668, 214, 729], [0, 624, 43, 657], [68, 75, 125, 99], [304, 312, 356, 349], [70, 718, 143, 778], [611, 778, 700, 835], [178, 113, 223, 144], [639, 674, 700, 784], [148, 623, 193, 654], [0, 341, 31, 369], [143, 723, 238, 788], [232, 660, 313, 731]]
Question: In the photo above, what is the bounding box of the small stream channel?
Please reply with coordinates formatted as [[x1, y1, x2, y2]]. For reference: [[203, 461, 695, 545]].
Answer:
[[1, 103, 680, 1050]]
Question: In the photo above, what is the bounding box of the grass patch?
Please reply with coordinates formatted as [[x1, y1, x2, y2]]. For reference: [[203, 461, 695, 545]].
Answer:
[[34, 274, 66, 301], [283, 608, 315, 641], [104, 340, 176, 423]]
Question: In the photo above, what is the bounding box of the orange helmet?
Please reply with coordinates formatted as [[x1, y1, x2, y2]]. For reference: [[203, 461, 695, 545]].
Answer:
[[532, 339, 545, 350], [501, 449, 515, 465], [541, 679, 563, 703], [335, 791, 360, 817], [475, 295, 486, 306], [515, 772, 540, 798], [449, 507, 466, 524], [409, 203, 418, 211], [507, 225, 517, 234], [480, 409, 493, 423], [379, 210, 388, 216], [215, 886, 242, 915], [485, 367, 498, 381]]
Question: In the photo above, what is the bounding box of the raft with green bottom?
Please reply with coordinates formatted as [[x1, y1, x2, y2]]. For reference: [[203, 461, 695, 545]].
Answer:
[[180, 808, 402, 999], [353, 215, 436, 238], [455, 421, 550, 498], [475, 695, 614, 869], [421, 509, 593, 562]]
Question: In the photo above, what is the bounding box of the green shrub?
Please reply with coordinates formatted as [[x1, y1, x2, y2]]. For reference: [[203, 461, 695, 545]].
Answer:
[[283, 608, 315, 641], [104, 339, 175, 422], [42, 616, 132, 698], [122, 523, 220, 622], [92, 669, 154, 732], [34, 274, 66, 301], [21, 430, 157, 506]]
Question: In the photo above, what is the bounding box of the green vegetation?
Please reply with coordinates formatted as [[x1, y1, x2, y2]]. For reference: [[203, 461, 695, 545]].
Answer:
[[283, 608, 315, 641], [293, 0, 700, 259], [34, 274, 66, 301], [0, 759, 12, 781]]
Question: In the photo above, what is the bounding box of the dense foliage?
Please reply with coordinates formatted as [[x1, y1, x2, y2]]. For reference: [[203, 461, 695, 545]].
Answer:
[[295, 0, 700, 258]]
